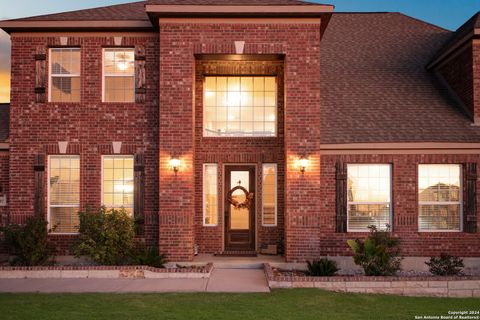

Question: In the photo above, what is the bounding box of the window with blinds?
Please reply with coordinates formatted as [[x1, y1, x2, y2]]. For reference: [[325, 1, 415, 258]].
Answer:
[[49, 48, 81, 102], [418, 164, 462, 231], [102, 155, 134, 215], [262, 164, 277, 226], [48, 156, 80, 233], [203, 76, 277, 137], [347, 164, 391, 231], [203, 164, 218, 226], [103, 48, 135, 102]]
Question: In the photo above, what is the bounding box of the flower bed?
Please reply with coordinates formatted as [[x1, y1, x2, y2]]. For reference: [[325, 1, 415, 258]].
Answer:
[[0, 263, 213, 279], [264, 263, 480, 298]]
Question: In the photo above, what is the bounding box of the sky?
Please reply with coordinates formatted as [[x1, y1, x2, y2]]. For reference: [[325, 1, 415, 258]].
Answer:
[[0, 0, 480, 102]]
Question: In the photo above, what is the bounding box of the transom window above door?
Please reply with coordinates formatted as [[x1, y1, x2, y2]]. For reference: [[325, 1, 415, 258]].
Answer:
[[203, 76, 277, 137]]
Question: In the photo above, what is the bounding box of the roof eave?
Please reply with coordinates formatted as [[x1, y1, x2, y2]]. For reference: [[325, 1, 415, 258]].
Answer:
[[145, 4, 334, 15], [0, 20, 154, 34]]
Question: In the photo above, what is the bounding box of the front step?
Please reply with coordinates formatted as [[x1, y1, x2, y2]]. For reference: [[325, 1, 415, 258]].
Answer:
[[213, 250, 257, 257]]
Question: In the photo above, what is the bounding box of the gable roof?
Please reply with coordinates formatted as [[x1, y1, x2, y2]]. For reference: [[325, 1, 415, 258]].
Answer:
[[320, 12, 480, 144], [0, 103, 9, 143], [147, 0, 324, 4], [428, 12, 480, 69]]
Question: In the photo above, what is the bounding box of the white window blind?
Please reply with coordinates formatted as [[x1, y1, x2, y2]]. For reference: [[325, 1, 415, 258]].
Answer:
[[203, 76, 277, 137], [49, 48, 81, 102], [48, 156, 80, 233], [103, 48, 135, 102], [203, 164, 218, 226], [418, 164, 462, 231], [347, 164, 392, 231], [262, 164, 277, 226], [102, 155, 134, 215]]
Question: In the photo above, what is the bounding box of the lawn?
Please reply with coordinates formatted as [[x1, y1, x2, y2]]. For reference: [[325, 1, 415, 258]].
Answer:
[[0, 289, 478, 320]]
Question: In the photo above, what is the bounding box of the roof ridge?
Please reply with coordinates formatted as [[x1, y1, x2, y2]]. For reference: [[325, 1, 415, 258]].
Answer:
[[393, 12, 451, 32]]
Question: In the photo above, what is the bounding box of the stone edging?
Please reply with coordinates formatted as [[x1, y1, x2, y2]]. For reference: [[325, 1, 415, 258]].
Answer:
[[263, 263, 480, 297], [0, 263, 213, 279]]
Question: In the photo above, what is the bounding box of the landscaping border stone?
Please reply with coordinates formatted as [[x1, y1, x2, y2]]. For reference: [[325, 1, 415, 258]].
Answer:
[[264, 263, 480, 297], [0, 263, 213, 279]]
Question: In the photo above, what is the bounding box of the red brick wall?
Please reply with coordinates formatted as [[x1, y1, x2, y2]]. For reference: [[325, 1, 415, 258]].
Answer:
[[158, 20, 322, 260], [312, 153, 480, 261], [473, 41, 480, 124], [0, 151, 8, 227], [8, 34, 159, 253], [438, 44, 474, 120]]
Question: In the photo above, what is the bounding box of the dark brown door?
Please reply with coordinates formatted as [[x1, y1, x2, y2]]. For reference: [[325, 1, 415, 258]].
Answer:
[[224, 165, 256, 251]]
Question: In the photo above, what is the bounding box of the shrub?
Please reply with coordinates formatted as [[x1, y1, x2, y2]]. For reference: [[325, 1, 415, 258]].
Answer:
[[130, 245, 167, 268], [1, 216, 55, 266], [73, 207, 135, 265], [426, 253, 464, 276], [347, 225, 403, 276], [306, 258, 339, 276]]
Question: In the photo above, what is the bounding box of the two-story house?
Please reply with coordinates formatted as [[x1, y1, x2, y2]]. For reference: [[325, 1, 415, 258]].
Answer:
[[0, 0, 479, 263]]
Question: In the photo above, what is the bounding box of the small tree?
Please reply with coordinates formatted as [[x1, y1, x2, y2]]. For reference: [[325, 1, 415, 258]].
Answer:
[[347, 225, 403, 276], [1, 216, 55, 266], [73, 207, 135, 265]]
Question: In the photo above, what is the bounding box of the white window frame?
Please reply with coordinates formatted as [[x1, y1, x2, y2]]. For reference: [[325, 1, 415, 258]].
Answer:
[[203, 76, 278, 138], [48, 48, 81, 103], [203, 163, 218, 227], [101, 155, 135, 214], [418, 164, 463, 232], [47, 155, 80, 235], [101, 48, 135, 103], [347, 164, 393, 232], [262, 163, 277, 227]]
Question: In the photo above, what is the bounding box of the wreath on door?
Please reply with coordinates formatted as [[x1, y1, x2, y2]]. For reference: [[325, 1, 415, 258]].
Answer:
[[227, 186, 254, 210]]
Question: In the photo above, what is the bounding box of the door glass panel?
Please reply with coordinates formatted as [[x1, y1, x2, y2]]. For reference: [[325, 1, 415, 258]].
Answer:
[[230, 171, 250, 230]]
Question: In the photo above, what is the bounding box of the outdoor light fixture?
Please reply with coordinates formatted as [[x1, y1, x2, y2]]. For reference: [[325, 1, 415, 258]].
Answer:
[[169, 158, 181, 173], [298, 157, 309, 174]]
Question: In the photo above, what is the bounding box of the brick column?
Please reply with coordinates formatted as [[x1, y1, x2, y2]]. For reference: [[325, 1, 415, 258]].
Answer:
[[158, 23, 196, 261], [284, 22, 322, 262]]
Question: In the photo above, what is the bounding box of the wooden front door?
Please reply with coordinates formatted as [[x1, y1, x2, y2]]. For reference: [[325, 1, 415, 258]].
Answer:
[[224, 165, 256, 251]]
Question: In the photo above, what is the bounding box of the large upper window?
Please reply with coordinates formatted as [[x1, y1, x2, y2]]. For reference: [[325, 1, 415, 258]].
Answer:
[[418, 164, 462, 231], [203, 164, 218, 226], [48, 156, 80, 233], [49, 48, 81, 102], [347, 164, 392, 231], [102, 155, 134, 215], [103, 48, 135, 103], [203, 76, 276, 137]]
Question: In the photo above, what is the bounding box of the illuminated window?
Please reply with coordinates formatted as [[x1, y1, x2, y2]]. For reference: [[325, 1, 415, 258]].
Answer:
[[49, 48, 81, 102], [103, 48, 135, 102], [48, 156, 80, 233], [418, 164, 462, 231], [102, 155, 134, 215], [347, 164, 392, 231], [262, 164, 277, 226], [203, 164, 218, 226], [203, 76, 277, 137]]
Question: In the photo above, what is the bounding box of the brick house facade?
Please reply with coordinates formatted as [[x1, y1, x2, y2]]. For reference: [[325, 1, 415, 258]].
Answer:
[[0, 1, 479, 262]]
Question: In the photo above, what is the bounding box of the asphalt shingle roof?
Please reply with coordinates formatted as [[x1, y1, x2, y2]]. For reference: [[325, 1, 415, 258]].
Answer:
[[320, 13, 480, 144]]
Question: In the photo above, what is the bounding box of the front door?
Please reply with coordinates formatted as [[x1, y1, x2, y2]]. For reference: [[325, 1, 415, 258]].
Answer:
[[224, 165, 256, 251]]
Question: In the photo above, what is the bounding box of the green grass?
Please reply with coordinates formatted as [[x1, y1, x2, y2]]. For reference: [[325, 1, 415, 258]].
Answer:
[[0, 289, 478, 320]]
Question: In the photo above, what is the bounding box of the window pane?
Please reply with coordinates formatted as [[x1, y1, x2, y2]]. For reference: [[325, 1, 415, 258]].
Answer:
[[103, 48, 135, 102], [51, 48, 80, 75], [347, 164, 391, 231], [102, 156, 134, 215], [203, 76, 276, 137], [418, 164, 462, 231], [262, 164, 277, 226], [49, 156, 80, 233], [203, 164, 218, 226], [104, 76, 134, 103]]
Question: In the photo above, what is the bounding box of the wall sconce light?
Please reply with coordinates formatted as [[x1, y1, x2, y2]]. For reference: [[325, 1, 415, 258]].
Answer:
[[169, 158, 181, 173], [298, 157, 309, 174]]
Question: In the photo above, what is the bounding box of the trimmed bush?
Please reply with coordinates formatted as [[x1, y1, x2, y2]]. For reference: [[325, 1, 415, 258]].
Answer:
[[306, 258, 339, 276], [130, 245, 167, 268], [426, 253, 464, 276], [73, 207, 135, 265], [347, 225, 403, 276], [1, 216, 55, 266]]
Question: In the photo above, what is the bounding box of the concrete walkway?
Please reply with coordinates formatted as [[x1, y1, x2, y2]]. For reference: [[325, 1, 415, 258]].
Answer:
[[0, 268, 270, 293]]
